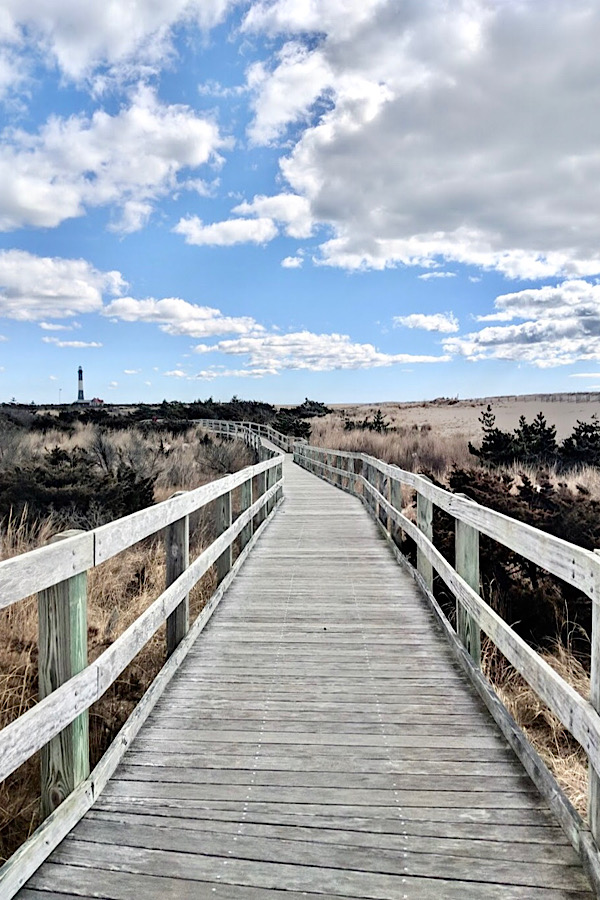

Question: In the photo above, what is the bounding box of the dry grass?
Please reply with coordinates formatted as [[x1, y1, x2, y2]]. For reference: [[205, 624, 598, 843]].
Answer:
[[483, 639, 589, 815], [0, 427, 254, 862], [311, 411, 475, 475]]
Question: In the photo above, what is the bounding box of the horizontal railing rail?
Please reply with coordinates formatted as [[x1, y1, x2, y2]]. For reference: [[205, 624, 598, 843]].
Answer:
[[293, 441, 600, 889], [0, 426, 284, 898], [200, 418, 306, 453]]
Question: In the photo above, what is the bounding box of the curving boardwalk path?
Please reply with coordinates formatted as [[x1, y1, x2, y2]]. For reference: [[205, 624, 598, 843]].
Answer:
[[19, 454, 592, 898]]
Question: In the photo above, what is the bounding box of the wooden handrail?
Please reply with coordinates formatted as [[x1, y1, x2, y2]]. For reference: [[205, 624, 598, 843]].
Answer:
[[0, 425, 285, 897], [292, 440, 600, 868]]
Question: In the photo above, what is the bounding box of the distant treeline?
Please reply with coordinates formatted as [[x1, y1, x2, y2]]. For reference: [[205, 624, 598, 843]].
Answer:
[[0, 397, 332, 440]]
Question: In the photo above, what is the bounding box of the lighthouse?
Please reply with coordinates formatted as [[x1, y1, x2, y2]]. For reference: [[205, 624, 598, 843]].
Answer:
[[77, 366, 85, 403]]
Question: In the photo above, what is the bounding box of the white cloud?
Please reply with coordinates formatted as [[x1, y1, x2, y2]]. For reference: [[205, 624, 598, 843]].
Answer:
[[281, 256, 303, 268], [0, 335, 7, 342], [246, 42, 332, 146], [0, 87, 226, 232], [0, 250, 123, 320], [418, 271, 456, 281], [39, 321, 79, 331], [48, 375, 57, 381], [569, 373, 600, 378], [173, 215, 278, 246], [42, 337, 102, 348], [233, 193, 313, 239], [0, 1, 239, 85], [123, 368, 141, 375], [194, 330, 449, 373], [109, 381, 118, 388], [242, 0, 600, 279], [445, 280, 600, 367], [103, 296, 262, 338], [394, 312, 458, 333], [164, 369, 187, 377]]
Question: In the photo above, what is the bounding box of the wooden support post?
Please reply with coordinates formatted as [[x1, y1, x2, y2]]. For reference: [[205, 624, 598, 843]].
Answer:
[[215, 490, 232, 585], [38, 530, 89, 820], [165, 494, 189, 658], [240, 476, 253, 550], [267, 464, 274, 514], [416, 482, 434, 592], [276, 461, 283, 502], [455, 497, 481, 666], [390, 476, 403, 548], [590, 553, 600, 847], [256, 470, 267, 527]]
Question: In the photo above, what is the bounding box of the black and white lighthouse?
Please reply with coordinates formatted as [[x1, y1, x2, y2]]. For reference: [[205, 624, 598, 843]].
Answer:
[[77, 366, 85, 403]]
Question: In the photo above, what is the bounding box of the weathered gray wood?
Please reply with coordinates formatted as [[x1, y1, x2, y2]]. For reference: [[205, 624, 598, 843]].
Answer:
[[455, 494, 481, 666], [215, 490, 232, 584], [38, 531, 90, 821], [416, 480, 433, 591], [361, 476, 600, 778], [0, 495, 283, 900], [240, 476, 253, 550], [0, 481, 281, 786], [165, 494, 189, 658], [0, 530, 93, 610]]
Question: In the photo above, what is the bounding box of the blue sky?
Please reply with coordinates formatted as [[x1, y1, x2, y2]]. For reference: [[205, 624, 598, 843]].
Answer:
[[1, 1, 600, 405]]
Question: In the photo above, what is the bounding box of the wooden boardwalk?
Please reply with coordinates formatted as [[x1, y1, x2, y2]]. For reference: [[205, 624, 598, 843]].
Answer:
[[18, 454, 593, 898]]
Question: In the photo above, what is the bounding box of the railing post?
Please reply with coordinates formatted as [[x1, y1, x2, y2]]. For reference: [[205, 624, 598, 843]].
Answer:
[[38, 530, 89, 820], [165, 493, 189, 657], [240, 475, 253, 550], [256, 467, 267, 527], [216, 490, 232, 584], [590, 553, 600, 846], [416, 479, 434, 592], [455, 496, 481, 667], [390, 474, 403, 547]]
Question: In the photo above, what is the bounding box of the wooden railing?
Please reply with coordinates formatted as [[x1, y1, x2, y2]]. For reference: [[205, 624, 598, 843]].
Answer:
[[200, 419, 303, 453], [0, 428, 284, 897], [293, 441, 600, 889]]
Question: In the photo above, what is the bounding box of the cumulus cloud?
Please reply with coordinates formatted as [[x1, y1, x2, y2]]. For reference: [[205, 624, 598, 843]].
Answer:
[[0, 250, 123, 320], [445, 280, 600, 367], [42, 337, 102, 348], [164, 369, 187, 377], [241, 0, 600, 279], [232, 193, 313, 239], [0, 87, 226, 231], [123, 368, 141, 375], [173, 215, 278, 246], [281, 256, 303, 268], [246, 42, 332, 146], [103, 296, 263, 338], [394, 313, 459, 333], [0, 0, 239, 86], [194, 330, 449, 373]]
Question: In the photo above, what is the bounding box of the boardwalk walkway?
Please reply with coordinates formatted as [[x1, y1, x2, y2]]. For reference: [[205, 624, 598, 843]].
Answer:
[[19, 454, 592, 898]]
